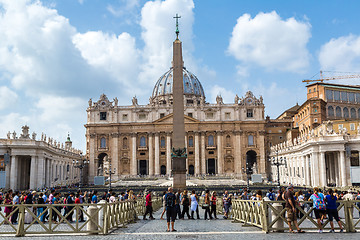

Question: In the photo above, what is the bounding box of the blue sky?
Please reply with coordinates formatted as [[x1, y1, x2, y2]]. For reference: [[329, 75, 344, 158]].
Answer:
[[1, 0, 360, 151]]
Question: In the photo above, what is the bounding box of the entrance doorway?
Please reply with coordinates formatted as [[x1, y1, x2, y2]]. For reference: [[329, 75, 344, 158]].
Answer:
[[246, 150, 257, 174], [160, 165, 166, 175], [97, 153, 108, 176], [207, 158, 216, 174], [189, 165, 195, 175], [139, 160, 147, 175], [18, 156, 31, 190]]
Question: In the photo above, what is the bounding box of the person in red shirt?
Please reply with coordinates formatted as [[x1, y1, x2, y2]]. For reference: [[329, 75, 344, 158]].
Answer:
[[143, 190, 155, 220]]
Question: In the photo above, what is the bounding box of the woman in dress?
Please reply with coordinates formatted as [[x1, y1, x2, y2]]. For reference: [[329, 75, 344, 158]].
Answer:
[[190, 190, 200, 219], [210, 191, 218, 219], [3, 193, 12, 223], [24, 191, 36, 224]]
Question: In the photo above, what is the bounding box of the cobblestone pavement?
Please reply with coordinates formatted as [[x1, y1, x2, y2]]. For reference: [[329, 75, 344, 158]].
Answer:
[[1, 207, 359, 240]]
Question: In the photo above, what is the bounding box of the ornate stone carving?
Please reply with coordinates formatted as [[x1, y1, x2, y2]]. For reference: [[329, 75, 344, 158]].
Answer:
[[7, 131, 10, 139], [216, 95, 223, 104], [111, 132, 120, 138], [234, 94, 239, 104], [88, 98, 92, 108], [113, 97, 118, 106], [32, 132, 36, 140], [20, 125, 30, 139], [132, 96, 138, 106]]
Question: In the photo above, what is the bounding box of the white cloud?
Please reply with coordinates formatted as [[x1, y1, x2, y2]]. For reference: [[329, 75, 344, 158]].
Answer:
[[0, 86, 18, 110], [319, 34, 360, 73], [228, 11, 311, 73], [139, 0, 195, 87], [209, 85, 235, 104]]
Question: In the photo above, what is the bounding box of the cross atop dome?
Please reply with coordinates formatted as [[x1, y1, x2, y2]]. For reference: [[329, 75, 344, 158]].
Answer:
[[174, 13, 181, 40]]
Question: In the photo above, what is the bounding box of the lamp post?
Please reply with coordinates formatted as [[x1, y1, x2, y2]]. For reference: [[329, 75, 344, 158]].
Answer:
[[73, 157, 89, 189], [270, 150, 286, 186], [105, 162, 116, 190]]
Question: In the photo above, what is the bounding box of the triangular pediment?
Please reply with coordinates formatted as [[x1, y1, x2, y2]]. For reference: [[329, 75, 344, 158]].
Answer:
[[153, 113, 200, 123]]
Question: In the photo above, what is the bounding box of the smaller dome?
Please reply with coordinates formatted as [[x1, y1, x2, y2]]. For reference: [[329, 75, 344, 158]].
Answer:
[[152, 67, 205, 100]]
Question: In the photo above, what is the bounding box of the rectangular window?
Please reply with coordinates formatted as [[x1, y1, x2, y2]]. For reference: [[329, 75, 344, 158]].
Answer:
[[326, 90, 333, 101], [225, 112, 231, 119], [314, 118, 318, 122], [189, 151, 193, 155], [161, 151, 166, 156], [160, 113, 165, 118], [138, 113, 147, 120], [338, 124, 343, 130], [122, 114, 128, 121], [334, 91, 340, 101], [350, 123, 355, 131], [356, 93, 360, 103], [349, 92, 355, 103], [140, 152, 145, 156], [209, 151, 214, 155], [100, 112, 107, 120], [187, 112, 193, 118], [247, 109, 253, 118], [341, 91, 348, 102], [248, 135, 254, 146], [206, 112, 214, 119]]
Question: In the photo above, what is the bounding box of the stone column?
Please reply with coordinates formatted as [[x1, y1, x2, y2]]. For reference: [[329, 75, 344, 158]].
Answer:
[[234, 131, 241, 178], [201, 133, 206, 174], [111, 133, 119, 180], [334, 153, 340, 187], [339, 150, 346, 187], [154, 133, 160, 175], [166, 133, 171, 176], [148, 133, 154, 176], [304, 155, 309, 186], [10, 155, 18, 190], [194, 132, 200, 175], [258, 131, 266, 177], [37, 156, 45, 188], [319, 152, 326, 187], [185, 135, 188, 172], [312, 152, 320, 186], [88, 133, 96, 183], [130, 134, 137, 176], [217, 132, 223, 175], [5, 157, 10, 189], [29, 156, 37, 189], [345, 150, 351, 186]]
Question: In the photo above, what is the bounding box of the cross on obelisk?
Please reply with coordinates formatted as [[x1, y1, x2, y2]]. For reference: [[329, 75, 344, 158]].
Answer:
[[171, 14, 186, 190]]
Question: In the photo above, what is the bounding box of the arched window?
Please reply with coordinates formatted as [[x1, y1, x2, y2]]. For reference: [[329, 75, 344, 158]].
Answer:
[[160, 165, 166, 175], [343, 107, 349, 118], [336, 106, 342, 117], [208, 135, 214, 146], [123, 137, 128, 149], [100, 137, 106, 148], [328, 106, 334, 117], [226, 135, 231, 147], [188, 136, 194, 147], [160, 137, 165, 148], [351, 108, 356, 119], [140, 136, 146, 147], [248, 135, 254, 146]]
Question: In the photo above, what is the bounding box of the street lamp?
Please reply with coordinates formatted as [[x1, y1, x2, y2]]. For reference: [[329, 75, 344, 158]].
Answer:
[[105, 160, 116, 190], [73, 157, 89, 189], [269, 150, 286, 186]]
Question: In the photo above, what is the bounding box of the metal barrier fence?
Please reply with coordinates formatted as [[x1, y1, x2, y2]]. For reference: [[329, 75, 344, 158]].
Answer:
[[0, 197, 162, 237], [231, 199, 360, 233]]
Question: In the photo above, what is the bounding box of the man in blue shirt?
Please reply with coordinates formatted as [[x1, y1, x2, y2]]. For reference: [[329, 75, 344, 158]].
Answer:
[[91, 190, 98, 204]]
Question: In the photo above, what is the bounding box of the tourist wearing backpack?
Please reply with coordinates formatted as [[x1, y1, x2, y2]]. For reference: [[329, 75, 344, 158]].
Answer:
[[310, 187, 327, 233], [266, 188, 275, 201], [325, 189, 344, 233], [181, 190, 191, 219], [164, 187, 176, 232]]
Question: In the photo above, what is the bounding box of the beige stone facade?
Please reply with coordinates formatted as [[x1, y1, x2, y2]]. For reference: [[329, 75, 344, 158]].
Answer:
[[0, 126, 82, 190], [85, 88, 270, 183]]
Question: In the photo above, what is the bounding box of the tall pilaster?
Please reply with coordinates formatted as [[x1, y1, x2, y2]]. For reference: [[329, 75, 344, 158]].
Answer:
[[194, 132, 200, 175], [217, 132, 223, 175], [166, 133, 171, 176], [234, 131, 241, 178], [111, 133, 119, 180], [149, 133, 154, 176], [131, 134, 137, 175], [155, 133, 160, 175], [38, 156, 45, 188], [201, 133, 206, 174]]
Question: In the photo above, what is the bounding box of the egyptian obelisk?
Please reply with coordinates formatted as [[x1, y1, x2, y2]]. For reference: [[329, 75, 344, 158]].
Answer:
[[172, 14, 187, 190]]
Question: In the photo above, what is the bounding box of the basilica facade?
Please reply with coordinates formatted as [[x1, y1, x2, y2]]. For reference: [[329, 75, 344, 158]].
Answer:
[[85, 63, 273, 183]]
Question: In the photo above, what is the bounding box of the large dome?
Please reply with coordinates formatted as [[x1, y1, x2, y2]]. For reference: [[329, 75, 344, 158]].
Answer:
[[152, 67, 205, 100]]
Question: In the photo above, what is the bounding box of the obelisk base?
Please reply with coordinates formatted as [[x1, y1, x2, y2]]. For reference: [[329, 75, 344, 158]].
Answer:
[[172, 156, 187, 190]]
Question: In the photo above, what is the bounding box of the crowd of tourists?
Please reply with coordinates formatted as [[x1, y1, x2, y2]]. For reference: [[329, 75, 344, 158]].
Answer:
[[1, 185, 360, 233]]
